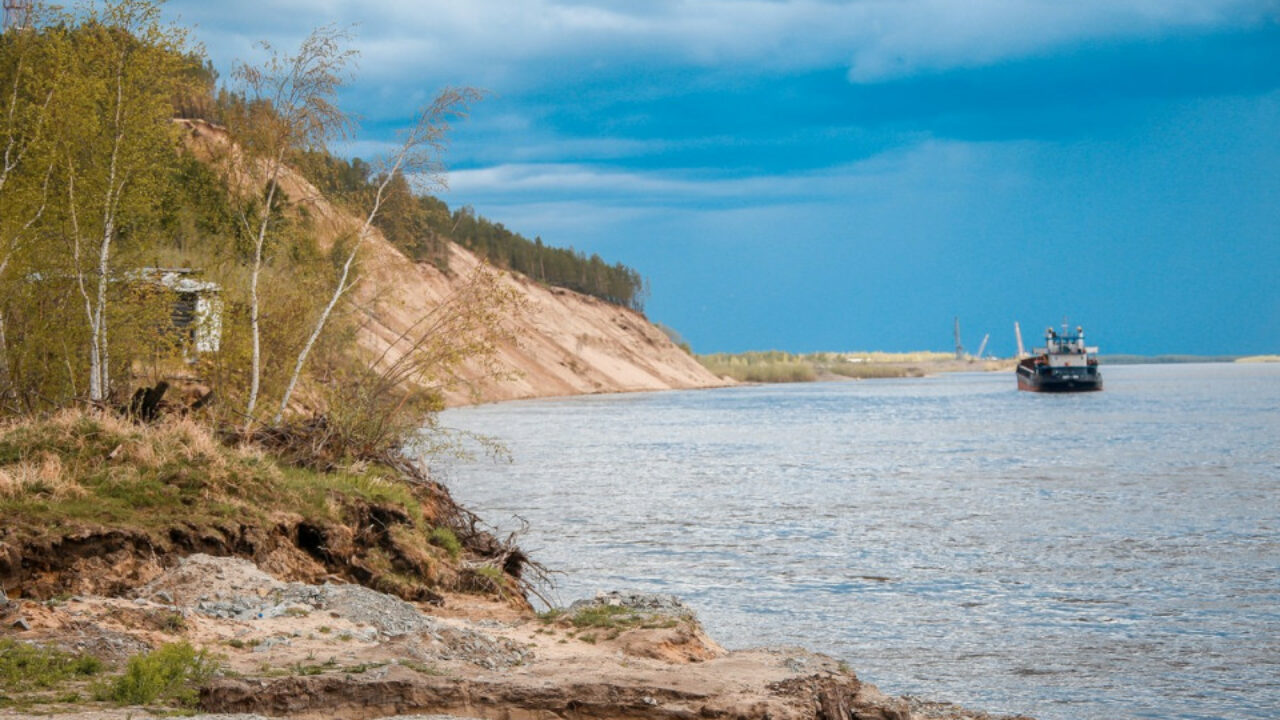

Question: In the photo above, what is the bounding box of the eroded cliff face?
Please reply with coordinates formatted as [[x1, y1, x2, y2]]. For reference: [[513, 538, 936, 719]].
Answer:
[[357, 243, 728, 406], [179, 118, 725, 407]]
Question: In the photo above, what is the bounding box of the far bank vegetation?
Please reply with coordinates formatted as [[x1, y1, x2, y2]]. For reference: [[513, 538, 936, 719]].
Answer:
[[697, 351, 960, 383]]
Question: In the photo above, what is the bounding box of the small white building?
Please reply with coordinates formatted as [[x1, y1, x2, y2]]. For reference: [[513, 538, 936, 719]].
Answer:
[[135, 268, 223, 355]]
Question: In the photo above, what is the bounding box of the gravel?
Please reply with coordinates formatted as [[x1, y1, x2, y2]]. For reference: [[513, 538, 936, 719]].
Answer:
[[137, 554, 530, 668]]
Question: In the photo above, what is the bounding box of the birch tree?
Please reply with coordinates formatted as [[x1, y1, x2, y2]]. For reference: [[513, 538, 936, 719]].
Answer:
[[227, 26, 353, 433], [0, 17, 60, 402], [273, 87, 479, 424], [57, 0, 187, 403]]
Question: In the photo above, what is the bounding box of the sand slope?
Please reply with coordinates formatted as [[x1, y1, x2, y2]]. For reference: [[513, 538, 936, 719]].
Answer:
[[179, 119, 726, 407]]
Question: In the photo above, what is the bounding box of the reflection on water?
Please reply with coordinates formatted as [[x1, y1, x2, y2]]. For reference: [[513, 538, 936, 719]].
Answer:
[[436, 363, 1280, 720]]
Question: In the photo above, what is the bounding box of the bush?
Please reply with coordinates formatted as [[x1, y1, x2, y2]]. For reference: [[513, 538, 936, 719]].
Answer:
[[99, 642, 218, 707], [0, 639, 103, 692]]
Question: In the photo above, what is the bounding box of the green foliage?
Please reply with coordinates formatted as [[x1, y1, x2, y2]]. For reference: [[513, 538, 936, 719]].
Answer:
[[98, 641, 218, 708], [561, 604, 681, 631], [0, 5, 510, 479], [0, 639, 104, 694], [292, 152, 648, 309], [428, 526, 462, 559], [449, 208, 649, 312], [536, 608, 566, 624], [0, 410, 423, 533]]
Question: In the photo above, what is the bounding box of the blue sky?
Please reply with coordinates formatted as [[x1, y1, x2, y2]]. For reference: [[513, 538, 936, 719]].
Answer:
[[162, 0, 1280, 355]]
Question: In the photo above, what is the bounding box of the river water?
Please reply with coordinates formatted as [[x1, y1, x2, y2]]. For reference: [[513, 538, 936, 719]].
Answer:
[[434, 363, 1280, 720]]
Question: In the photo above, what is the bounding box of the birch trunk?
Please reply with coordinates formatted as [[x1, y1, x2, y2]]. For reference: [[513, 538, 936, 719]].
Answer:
[[242, 150, 284, 434]]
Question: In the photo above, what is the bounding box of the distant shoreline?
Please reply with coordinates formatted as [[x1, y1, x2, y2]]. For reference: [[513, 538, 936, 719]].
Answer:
[[696, 350, 1275, 384], [1100, 354, 1277, 365]]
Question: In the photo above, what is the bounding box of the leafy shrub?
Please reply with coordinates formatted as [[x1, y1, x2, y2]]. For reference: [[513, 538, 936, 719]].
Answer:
[[99, 642, 218, 707], [0, 639, 103, 692]]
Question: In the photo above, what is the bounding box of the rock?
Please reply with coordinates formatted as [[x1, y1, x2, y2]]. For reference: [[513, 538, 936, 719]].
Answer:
[[154, 589, 174, 605], [572, 590, 695, 617], [11, 616, 30, 631]]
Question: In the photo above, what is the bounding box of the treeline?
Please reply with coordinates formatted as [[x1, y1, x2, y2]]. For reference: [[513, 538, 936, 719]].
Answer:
[[293, 153, 649, 311]]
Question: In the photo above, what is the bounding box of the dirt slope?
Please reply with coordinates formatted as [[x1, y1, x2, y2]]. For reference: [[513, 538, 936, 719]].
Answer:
[[179, 119, 725, 406]]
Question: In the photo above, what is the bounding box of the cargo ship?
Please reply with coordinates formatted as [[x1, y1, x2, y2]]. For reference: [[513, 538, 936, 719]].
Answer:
[[1016, 324, 1103, 392]]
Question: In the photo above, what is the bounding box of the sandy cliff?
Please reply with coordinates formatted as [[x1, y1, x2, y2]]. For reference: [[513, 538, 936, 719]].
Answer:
[[353, 241, 729, 407], [179, 119, 726, 407]]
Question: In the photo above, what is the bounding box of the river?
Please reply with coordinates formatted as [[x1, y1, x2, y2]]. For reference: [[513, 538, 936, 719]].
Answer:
[[434, 363, 1280, 720]]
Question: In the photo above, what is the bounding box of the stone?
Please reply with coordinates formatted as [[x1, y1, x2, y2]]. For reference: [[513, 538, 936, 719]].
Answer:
[[11, 616, 30, 631]]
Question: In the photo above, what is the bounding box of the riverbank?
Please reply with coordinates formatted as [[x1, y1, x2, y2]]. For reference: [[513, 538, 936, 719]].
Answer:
[[1, 412, 1032, 720], [697, 350, 1015, 384], [1, 554, 1029, 720]]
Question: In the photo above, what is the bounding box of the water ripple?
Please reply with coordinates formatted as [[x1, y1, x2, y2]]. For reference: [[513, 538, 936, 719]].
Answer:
[[437, 363, 1280, 720]]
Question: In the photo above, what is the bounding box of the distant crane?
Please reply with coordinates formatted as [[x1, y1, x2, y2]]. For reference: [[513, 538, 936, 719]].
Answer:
[[3, 0, 32, 31], [954, 317, 964, 360], [976, 333, 990, 359]]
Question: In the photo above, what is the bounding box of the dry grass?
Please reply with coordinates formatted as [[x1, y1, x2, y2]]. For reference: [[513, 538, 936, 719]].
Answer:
[[697, 352, 818, 383], [0, 452, 82, 499], [0, 409, 422, 533], [1236, 355, 1280, 363]]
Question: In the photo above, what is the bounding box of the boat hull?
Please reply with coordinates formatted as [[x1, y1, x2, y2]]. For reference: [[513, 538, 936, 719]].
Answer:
[[1016, 363, 1103, 393]]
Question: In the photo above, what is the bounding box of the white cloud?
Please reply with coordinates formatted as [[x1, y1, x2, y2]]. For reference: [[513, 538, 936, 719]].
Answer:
[[844, 0, 1278, 82], [166, 0, 1276, 89], [441, 137, 1036, 208]]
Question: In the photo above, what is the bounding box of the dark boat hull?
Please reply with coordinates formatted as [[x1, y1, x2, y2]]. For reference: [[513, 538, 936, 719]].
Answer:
[[1016, 362, 1103, 393]]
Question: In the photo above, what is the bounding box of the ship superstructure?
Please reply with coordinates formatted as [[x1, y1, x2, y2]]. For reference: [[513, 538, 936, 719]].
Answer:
[[1016, 324, 1102, 392]]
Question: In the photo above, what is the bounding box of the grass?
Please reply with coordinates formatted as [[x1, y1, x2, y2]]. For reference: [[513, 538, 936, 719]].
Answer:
[[0, 411, 404, 529], [400, 659, 446, 676], [822, 362, 919, 379], [428, 526, 462, 559], [557, 604, 681, 632], [698, 350, 942, 383], [697, 351, 817, 383], [0, 409, 432, 554], [0, 639, 104, 699], [0, 409, 489, 605], [696, 349, 1012, 384], [95, 641, 219, 708], [1236, 355, 1280, 363]]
